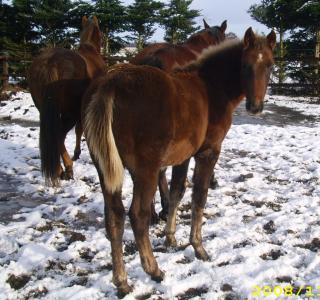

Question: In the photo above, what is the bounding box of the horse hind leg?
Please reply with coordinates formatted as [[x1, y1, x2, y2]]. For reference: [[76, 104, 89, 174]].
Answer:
[[129, 170, 164, 282], [93, 156, 131, 297], [72, 121, 83, 161], [106, 190, 131, 297]]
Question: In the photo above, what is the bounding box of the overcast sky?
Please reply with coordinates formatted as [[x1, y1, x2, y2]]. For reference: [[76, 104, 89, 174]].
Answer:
[[123, 0, 269, 41]]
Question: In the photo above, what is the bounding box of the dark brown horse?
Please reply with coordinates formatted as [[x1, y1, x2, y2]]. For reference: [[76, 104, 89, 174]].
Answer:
[[28, 16, 105, 184], [132, 20, 227, 221], [82, 28, 276, 296], [131, 19, 227, 71]]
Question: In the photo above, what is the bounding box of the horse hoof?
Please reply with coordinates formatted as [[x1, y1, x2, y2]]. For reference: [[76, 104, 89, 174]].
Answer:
[[185, 178, 193, 188], [159, 210, 168, 221], [117, 282, 133, 298], [209, 177, 219, 189], [151, 269, 165, 282], [165, 235, 177, 248], [60, 170, 73, 180], [72, 151, 81, 161], [195, 247, 210, 261]]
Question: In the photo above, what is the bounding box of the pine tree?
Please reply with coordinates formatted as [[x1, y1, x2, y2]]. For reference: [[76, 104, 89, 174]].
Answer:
[[33, 0, 77, 48], [127, 0, 163, 51], [160, 0, 201, 44], [248, 0, 295, 84], [249, 0, 320, 95]]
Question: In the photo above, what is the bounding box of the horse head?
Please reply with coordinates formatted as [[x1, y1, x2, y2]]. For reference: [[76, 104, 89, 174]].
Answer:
[[241, 27, 276, 114], [80, 16, 102, 53], [202, 19, 227, 45]]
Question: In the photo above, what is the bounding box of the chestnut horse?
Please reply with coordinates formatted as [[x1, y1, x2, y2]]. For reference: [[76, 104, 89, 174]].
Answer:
[[28, 16, 105, 184], [131, 19, 227, 71], [82, 28, 276, 296], [132, 20, 227, 221]]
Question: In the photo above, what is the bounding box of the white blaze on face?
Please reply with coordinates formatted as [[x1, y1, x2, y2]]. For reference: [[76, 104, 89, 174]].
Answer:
[[257, 53, 263, 63]]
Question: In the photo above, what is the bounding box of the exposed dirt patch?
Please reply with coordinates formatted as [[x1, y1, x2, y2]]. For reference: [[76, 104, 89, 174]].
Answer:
[[176, 286, 209, 300], [6, 274, 31, 290], [260, 249, 284, 260], [263, 220, 276, 234], [295, 238, 320, 252]]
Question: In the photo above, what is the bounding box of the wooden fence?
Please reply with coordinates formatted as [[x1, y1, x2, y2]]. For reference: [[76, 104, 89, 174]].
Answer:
[[269, 57, 320, 98]]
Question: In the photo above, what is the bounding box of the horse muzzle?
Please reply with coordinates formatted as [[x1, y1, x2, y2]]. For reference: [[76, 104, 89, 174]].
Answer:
[[245, 99, 264, 115]]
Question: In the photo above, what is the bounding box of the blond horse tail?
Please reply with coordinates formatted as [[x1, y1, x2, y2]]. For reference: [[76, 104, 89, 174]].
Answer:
[[84, 88, 124, 193]]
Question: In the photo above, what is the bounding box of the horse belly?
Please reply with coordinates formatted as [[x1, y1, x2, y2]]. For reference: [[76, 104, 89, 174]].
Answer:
[[162, 121, 207, 166]]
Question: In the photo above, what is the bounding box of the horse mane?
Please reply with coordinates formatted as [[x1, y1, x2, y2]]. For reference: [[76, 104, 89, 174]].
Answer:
[[180, 32, 271, 74], [177, 38, 241, 72]]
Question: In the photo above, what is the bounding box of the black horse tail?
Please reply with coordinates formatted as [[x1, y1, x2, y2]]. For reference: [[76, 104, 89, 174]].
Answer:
[[39, 87, 61, 186], [136, 56, 164, 70]]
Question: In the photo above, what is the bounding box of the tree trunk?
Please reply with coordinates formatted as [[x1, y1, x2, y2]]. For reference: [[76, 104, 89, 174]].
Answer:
[[278, 27, 285, 85], [103, 28, 109, 66], [137, 34, 143, 52], [315, 28, 320, 96]]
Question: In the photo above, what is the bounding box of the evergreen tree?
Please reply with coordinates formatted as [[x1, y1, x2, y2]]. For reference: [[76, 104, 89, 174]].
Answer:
[[127, 0, 163, 51], [33, 0, 77, 48], [287, 0, 320, 92], [248, 0, 296, 84], [249, 0, 320, 95], [160, 0, 201, 44], [92, 0, 127, 56], [68, 0, 96, 44]]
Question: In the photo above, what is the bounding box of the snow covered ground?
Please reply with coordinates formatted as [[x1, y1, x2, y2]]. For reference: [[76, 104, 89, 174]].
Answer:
[[0, 92, 319, 300]]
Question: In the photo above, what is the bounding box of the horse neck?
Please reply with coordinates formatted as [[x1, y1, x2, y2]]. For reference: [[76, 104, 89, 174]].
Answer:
[[198, 43, 245, 113], [185, 36, 210, 55], [77, 44, 105, 77]]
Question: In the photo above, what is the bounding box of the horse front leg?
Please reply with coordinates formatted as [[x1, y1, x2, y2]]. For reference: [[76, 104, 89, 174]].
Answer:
[[129, 170, 164, 282], [105, 191, 131, 297], [209, 147, 221, 189], [165, 159, 190, 247], [59, 131, 74, 180], [60, 145, 73, 180], [190, 149, 216, 261], [72, 121, 83, 161], [158, 168, 169, 220]]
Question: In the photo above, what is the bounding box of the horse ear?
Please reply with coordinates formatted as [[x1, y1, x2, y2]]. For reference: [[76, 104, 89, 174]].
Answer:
[[203, 19, 210, 29], [82, 16, 88, 28], [267, 30, 276, 50], [92, 15, 99, 26], [220, 20, 227, 33], [244, 27, 255, 49]]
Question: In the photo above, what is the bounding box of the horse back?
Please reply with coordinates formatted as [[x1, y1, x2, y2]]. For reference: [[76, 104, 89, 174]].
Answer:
[[28, 48, 87, 108], [86, 65, 208, 171], [132, 44, 197, 71]]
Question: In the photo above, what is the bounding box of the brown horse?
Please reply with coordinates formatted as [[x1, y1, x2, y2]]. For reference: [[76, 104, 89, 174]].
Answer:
[[131, 19, 227, 71], [132, 20, 227, 221], [28, 16, 105, 184], [82, 28, 276, 296]]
